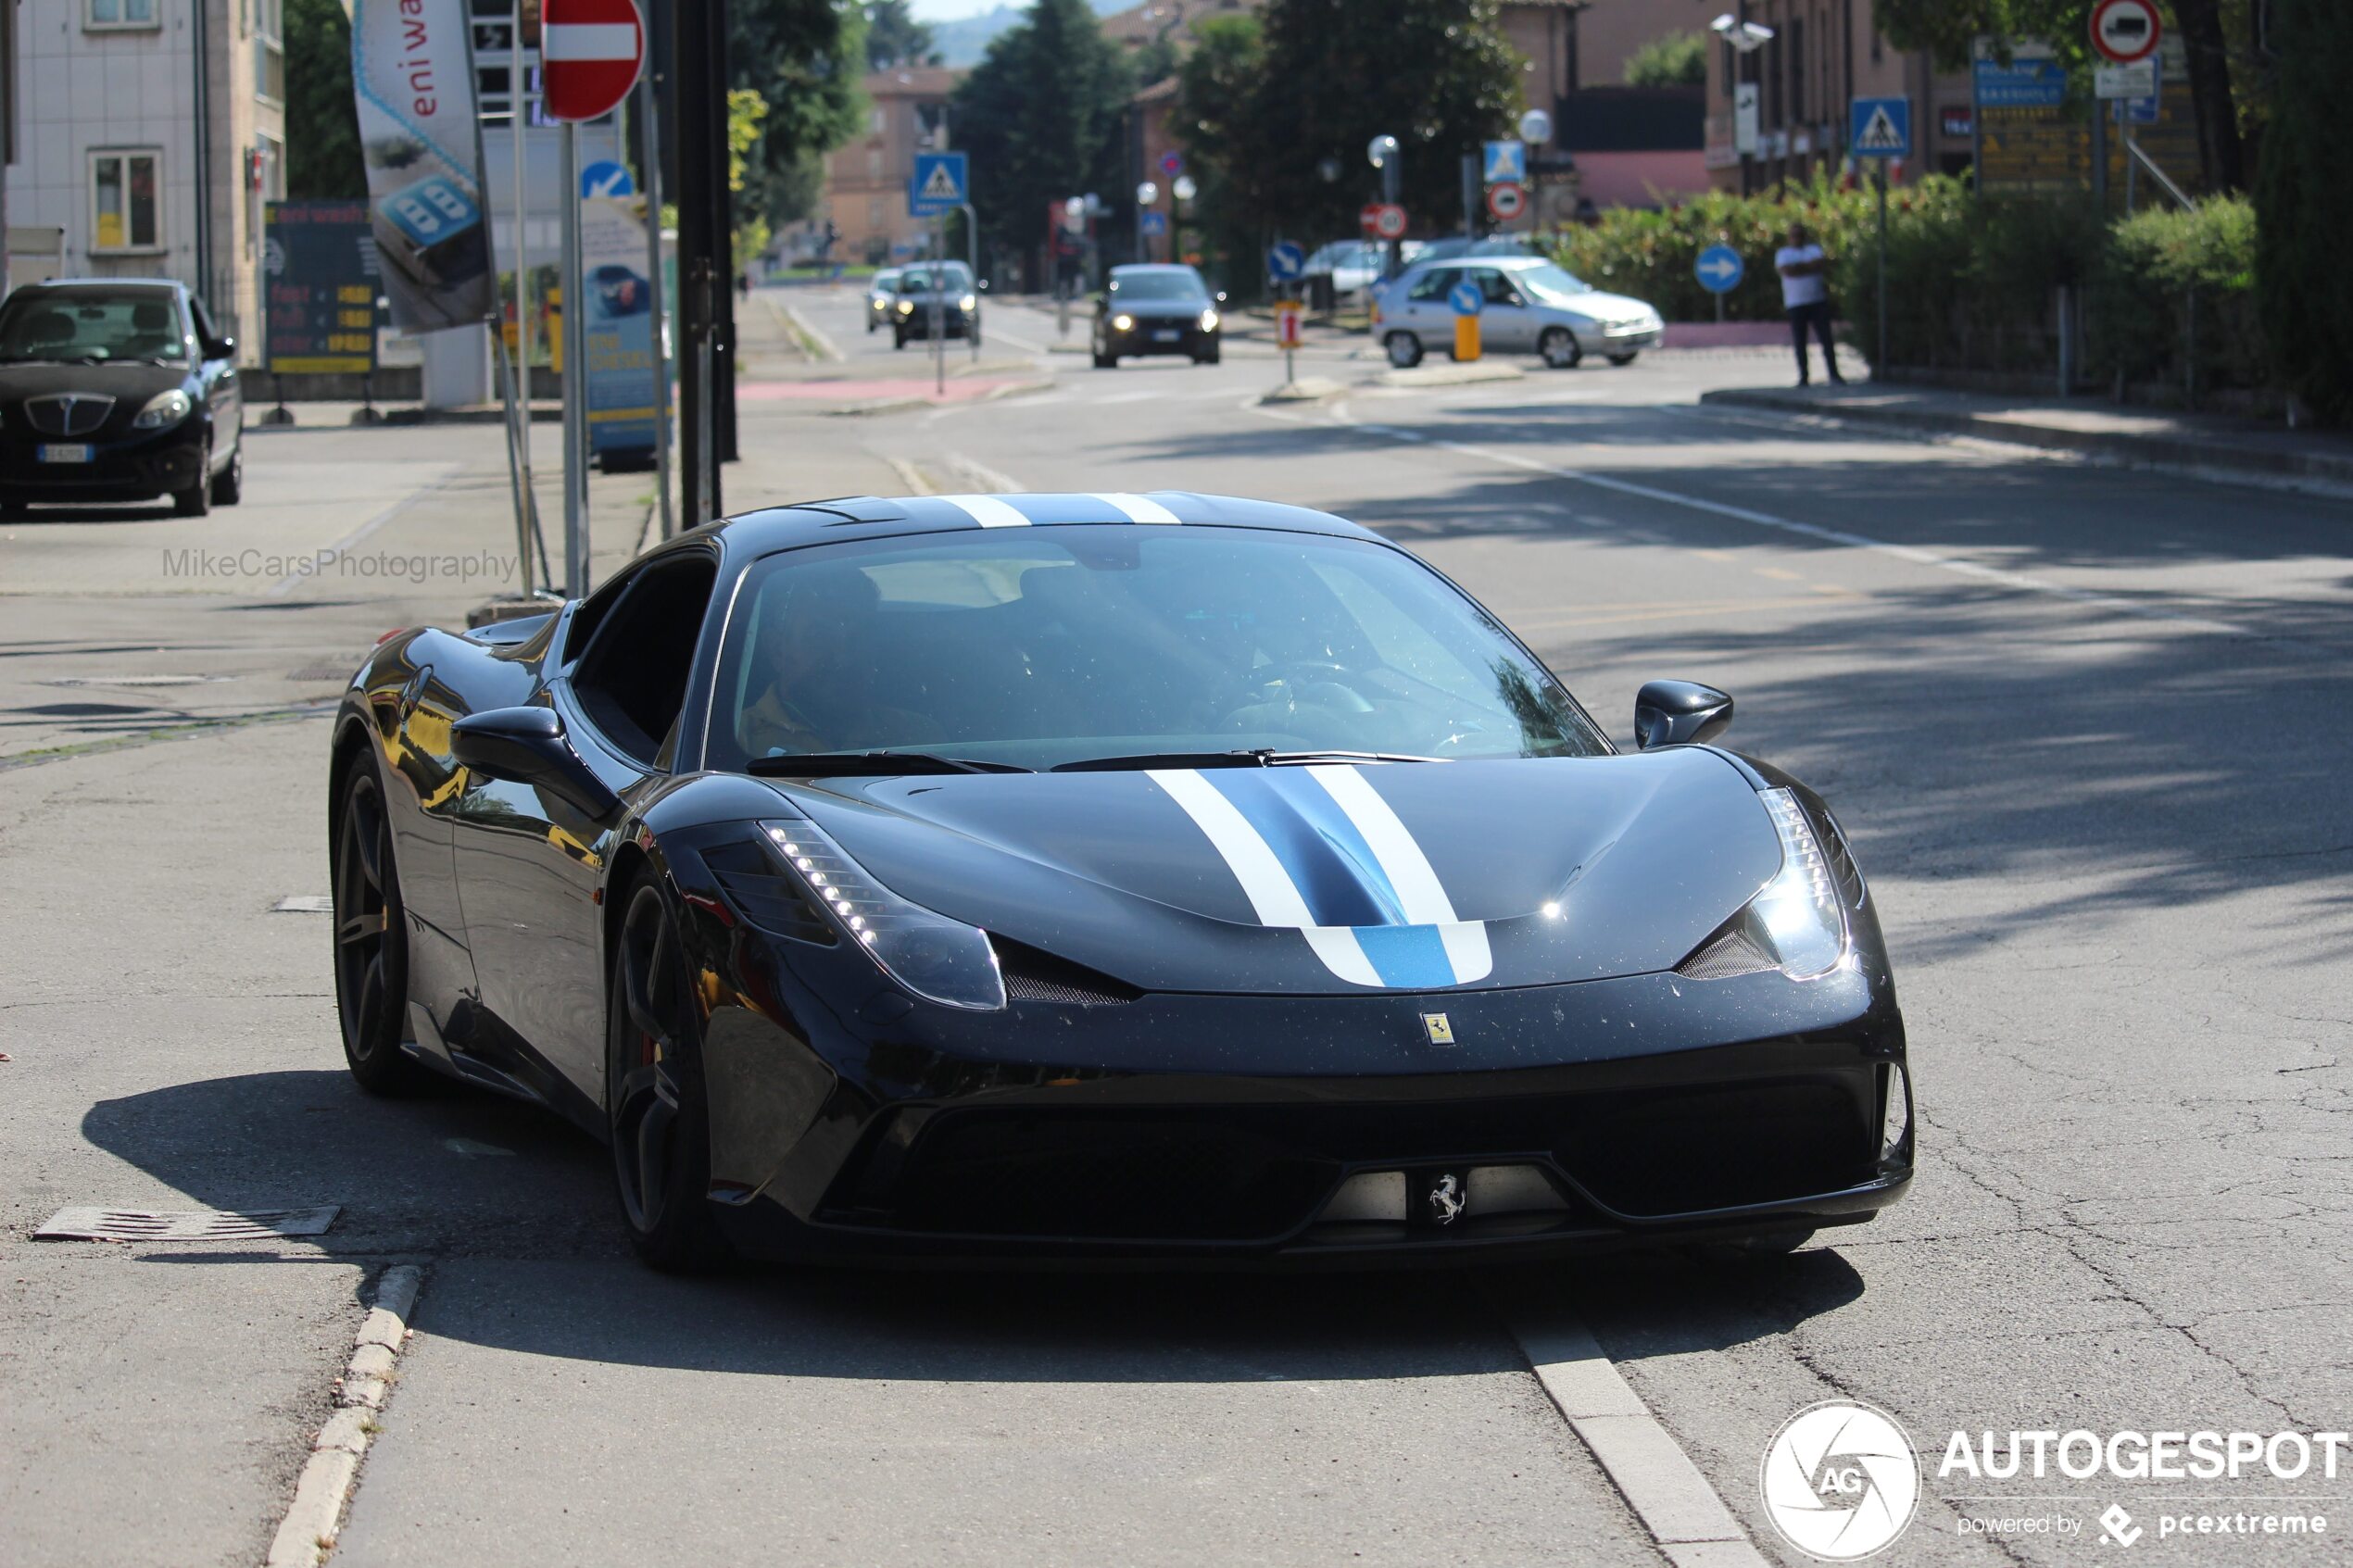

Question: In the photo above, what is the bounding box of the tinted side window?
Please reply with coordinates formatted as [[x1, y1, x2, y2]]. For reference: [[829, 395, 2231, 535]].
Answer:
[[571, 556, 719, 764], [1406, 268, 1457, 303]]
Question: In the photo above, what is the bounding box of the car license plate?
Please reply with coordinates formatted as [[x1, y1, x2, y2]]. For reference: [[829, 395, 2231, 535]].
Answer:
[[1152, 329, 1180, 343], [37, 444, 93, 464]]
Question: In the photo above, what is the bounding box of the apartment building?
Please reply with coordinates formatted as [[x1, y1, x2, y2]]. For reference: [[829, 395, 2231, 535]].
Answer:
[[822, 67, 963, 267], [1703, 0, 1971, 190]]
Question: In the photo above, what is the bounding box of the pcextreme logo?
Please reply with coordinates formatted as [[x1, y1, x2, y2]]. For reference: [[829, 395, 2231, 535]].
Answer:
[[1760, 1399, 1923, 1561]]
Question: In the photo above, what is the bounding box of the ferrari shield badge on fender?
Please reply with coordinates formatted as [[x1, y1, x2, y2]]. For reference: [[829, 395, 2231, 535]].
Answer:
[[1421, 1012, 1455, 1046]]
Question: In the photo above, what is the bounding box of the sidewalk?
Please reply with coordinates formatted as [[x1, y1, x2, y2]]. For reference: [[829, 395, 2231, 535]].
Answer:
[[1701, 382, 2353, 491]]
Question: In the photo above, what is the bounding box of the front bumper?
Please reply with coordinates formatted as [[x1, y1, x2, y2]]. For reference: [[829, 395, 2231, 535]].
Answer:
[[1578, 323, 1663, 354], [0, 424, 206, 501], [1107, 320, 1216, 358], [897, 306, 974, 338]]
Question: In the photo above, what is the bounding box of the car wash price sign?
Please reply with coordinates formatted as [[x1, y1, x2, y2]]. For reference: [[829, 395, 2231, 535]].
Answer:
[[263, 200, 379, 374]]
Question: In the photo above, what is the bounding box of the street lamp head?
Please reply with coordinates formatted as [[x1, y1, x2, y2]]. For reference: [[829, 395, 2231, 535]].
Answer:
[[1366, 134, 1400, 169], [1316, 157, 1342, 183], [1064, 196, 1086, 219], [1709, 13, 1775, 51], [1518, 108, 1553, 144], [1136, 181, 1159, 206], [1171, 174, 1197, 202]]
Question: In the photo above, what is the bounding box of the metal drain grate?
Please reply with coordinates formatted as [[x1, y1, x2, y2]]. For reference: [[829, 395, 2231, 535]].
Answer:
[[271, 895, 336, 913], [34, 1205, 340, 1241]]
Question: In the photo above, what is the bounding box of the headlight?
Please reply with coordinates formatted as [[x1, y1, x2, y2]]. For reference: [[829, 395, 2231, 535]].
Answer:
[[1112, 313, 1135, 332], [1676, 789, 1850, 982], [132, 390, 193, 430], [898, 299, 914, 315], [958, 294, 977, 311], [761, 820, 1005, 1010], [1198, 308, 1219, 332]]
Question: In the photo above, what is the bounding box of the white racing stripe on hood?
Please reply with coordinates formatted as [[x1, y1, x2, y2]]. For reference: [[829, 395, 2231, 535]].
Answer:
[[935, 494, 1032, 528], [1095, 492, 1182, 524]]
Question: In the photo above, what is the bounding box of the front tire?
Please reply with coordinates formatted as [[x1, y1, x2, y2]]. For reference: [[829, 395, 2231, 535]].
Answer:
[[1385, 332, 1424, 369], [607, 878, 729, 1272], [172, 451, 211, 517], [1540, 328, 1583, 370], [333, 762, 431, 1095], [1605, 351, 1640, 367], [1195, 343, 1221, 365]]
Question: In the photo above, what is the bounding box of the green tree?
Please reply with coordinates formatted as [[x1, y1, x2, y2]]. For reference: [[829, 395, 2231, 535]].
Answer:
[[1239, 0, 1522, 241], [950, 0, 1134, 289], [1623, 30, 1706, 88], [2255, 0, 2353, 420], [732, 0, 869, 231], [1872, 0, 2245, 192], [284, 0, 364, 198], [1174, 14, 1266, 289], [865, 0, 941, 69]]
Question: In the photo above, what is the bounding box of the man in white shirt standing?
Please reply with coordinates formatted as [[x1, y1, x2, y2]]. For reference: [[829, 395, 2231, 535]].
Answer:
[[1774, 221, 1846, 388]]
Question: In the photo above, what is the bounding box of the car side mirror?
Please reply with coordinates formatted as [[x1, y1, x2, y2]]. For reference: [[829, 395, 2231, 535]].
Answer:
[[1634, 680, 1734, 750], [451, 705, 619, 816], [977, 279, 989, 292], [205, 335, 234, 360], [1215, 291, 1227, 303]]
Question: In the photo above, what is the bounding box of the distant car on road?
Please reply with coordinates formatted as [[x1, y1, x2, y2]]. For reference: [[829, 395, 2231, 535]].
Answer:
[[0, 278, 245, 518], [1371, 255, 1663, 370], [1091, 264, 1223, 368], [329, 489, 1911, 1272], [891, 262, 980, 349], [865, 268, 904, 333], [1300, 239, 1425, 306]]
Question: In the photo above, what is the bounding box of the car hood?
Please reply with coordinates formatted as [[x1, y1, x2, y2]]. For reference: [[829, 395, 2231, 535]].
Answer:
[[0, 361, 193, 404], [755, 749, 1780, 995], [1110, 299, 1211, 320], [1543, 289, 1655, 323]]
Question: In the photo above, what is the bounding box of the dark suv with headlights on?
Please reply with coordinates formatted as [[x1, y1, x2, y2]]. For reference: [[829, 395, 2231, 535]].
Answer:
[[0, 279, 245, 517], [890, 262, 980, 348], [1092, 264, 1223, 368]]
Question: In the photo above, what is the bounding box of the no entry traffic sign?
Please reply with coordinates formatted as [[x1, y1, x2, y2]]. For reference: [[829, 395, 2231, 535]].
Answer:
[[542, 0, 644, 121], [1360, 203, 1407, 242], [2090, 0, 2161, 65]]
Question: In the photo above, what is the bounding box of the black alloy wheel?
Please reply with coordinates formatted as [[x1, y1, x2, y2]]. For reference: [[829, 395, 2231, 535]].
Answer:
[[607, 878, 728, 1271], [333, 765, 428, 1094]]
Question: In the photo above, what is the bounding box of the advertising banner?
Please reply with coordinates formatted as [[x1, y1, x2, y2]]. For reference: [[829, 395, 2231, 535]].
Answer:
[[350, 0, 495, 329], [578, 194, 658, 459], [262, 201, 378, 374]]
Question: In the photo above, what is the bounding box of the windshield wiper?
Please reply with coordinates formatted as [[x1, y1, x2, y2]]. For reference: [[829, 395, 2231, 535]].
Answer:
[[746, 750, 1031, 777], [1052, 748, 1449, 772]]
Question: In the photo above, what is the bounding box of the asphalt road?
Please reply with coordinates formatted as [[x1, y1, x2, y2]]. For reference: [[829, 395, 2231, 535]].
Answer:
[[5, 282, 2350, 1567]]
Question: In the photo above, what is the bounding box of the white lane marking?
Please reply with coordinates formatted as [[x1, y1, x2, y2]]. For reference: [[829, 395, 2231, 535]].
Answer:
[[266, 469, 460, 597], [1146, 767, 1384, 989], [1303, 765, 1492, 983], [1343, 420, 2253, 639], [1505, 1307, 1770, 1562], [945, 452, 1026, 493], [933, 493, 1031, 528], [1097, 491, 1181, 524]]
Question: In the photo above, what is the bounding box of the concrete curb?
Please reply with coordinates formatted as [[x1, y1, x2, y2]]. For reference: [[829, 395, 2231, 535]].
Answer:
[[1378, 361, 1526, 389], [262, 1264, 424, 1568], [1700, 387, 2353, 492], [820, 377, 1054, 418], [1259, 378, 1347, 405]]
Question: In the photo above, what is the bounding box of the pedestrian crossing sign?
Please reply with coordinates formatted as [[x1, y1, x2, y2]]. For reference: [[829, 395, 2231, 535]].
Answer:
[[909, 152, 969, 217], [1849, 96, 1910, 158]]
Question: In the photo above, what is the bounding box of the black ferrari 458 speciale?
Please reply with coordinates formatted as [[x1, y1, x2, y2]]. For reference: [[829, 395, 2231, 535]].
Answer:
[[329, 491, 1911, 1268]]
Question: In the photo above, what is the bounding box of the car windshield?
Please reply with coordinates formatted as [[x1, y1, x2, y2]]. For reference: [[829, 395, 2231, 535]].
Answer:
[[1515, 264, 1594, 305], [0, 289, 187, 362], [707, 524, 1608, 772], [898, 265, 972, 294], [1111, 272, 1205, 301]]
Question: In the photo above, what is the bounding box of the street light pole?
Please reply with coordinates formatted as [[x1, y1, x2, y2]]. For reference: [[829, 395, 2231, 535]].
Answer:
[[1368, 134, 1401, 278]]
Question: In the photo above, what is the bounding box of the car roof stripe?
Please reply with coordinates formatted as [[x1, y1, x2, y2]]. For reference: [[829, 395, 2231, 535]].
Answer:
[[932, 494, 1031, 528], [1095, 492, 1182, 524]]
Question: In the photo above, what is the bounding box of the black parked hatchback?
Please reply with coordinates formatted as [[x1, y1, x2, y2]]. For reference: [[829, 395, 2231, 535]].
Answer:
[[0, 279, 245, 517]]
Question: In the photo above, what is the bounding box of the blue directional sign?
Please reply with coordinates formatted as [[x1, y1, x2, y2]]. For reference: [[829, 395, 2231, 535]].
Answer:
[[1139, 210, 1168, 237], [580, 159, 634, 199], [1482, 140, 1527, 184], [909, 151, 969, 218], [1267, 241, 1306, 282], [1694, 244, 1744, 295], [2120, 89, 2159, 125], [1448, 280, 1484, 317], [1849, 96, 1911, 158], [1972, 55, 2065, 109]]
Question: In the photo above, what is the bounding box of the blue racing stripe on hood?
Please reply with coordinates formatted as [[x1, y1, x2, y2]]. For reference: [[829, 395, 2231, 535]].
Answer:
[[1203, 769, 1405, 928]]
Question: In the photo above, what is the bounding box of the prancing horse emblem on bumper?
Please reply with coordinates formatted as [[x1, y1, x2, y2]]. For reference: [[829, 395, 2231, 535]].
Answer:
[[1421, 1011, 1454, 1045], [1428, 1173, 1466, 1225]]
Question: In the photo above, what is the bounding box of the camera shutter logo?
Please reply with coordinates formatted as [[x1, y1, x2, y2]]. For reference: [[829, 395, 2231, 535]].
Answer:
[[1759, 1400, 1920, 1560]]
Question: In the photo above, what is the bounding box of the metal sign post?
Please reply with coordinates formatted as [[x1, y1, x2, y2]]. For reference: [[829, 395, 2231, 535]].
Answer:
[[932, 216, 946, 396], [638, 73, 674, 540], [560, 122, 589, 594], [963, 201, 980, 362], [510, 0, 540, 589]]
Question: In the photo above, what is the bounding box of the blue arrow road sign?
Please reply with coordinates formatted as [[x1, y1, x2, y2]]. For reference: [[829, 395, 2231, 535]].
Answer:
[[1448, 280, 1484, 317], [581, 159, 634, 199], [1482, 140, 1527, 184], [1139, 210, 1168, 237], [1695, 244, 1744, 295], [1850, 96, 1911, 158], [909, 151, 969, 217], [1267, 241, 1306, 282]]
